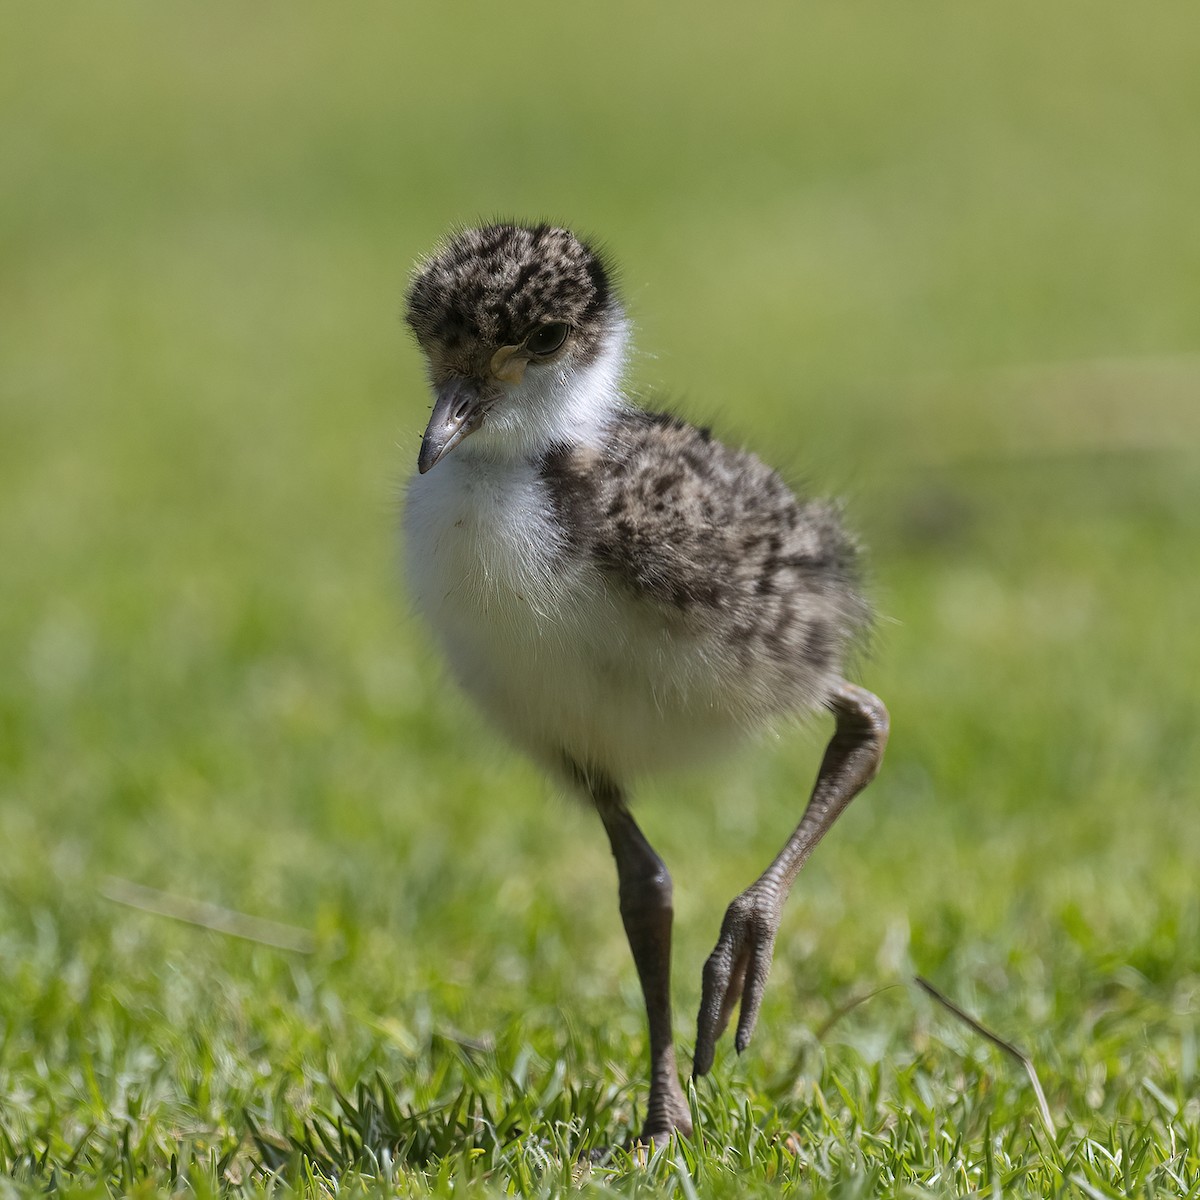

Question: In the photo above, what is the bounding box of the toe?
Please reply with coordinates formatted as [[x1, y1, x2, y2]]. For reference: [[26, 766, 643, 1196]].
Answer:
[[733, 928, 775, 1053], [716, 948, 748, 1038], [695, 944, 732, 1074]]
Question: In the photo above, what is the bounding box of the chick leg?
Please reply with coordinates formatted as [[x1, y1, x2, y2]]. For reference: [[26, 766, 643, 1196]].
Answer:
[[694, 680, 889, 1075], [590, 776, 692, 1142]]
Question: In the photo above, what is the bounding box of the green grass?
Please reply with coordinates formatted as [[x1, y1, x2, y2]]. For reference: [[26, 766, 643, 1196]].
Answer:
[[2, 3, 1199, 1196]]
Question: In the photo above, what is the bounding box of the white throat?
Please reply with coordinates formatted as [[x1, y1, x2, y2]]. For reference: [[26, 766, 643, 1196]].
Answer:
[[461, 321, 630, 464]]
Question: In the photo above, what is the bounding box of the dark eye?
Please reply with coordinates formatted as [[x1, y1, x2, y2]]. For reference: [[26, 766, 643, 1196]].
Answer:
[[526, 322, 570, 356]]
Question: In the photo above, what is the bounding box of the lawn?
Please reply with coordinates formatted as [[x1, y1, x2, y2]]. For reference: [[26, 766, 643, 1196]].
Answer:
[[1, 3, 1198, 1196]]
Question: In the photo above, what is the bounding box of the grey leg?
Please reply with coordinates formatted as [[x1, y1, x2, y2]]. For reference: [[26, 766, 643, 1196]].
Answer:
[[588, 774, 692, 1142], [694, 680, 889, 1076]]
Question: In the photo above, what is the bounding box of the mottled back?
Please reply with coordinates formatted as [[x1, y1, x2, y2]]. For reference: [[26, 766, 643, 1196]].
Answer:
[[539, 408, 870, 715]]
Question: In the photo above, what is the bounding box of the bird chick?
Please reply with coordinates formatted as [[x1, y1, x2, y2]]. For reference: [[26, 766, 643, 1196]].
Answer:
[[402, 223, 889, 1143]]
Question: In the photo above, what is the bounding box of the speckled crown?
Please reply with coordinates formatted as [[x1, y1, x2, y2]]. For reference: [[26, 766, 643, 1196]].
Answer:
[[405, 223, 619, 361]]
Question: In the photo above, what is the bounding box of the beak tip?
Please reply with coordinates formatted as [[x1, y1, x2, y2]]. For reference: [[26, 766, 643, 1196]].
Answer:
[[416, 377, 487, 475]]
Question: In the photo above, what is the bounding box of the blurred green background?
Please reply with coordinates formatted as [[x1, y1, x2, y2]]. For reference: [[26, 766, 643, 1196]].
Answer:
[[1, 2, 1197, 1193]]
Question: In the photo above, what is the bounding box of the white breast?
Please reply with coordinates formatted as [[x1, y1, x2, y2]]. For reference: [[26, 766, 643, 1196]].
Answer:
[[403, 452, 749, 785]]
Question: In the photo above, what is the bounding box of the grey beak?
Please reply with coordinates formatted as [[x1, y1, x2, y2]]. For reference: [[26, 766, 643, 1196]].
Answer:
[[418, 378, 489, 474]]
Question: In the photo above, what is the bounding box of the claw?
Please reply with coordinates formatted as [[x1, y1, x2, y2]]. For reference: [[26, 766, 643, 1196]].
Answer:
[[693, 886, 781, 1076]]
